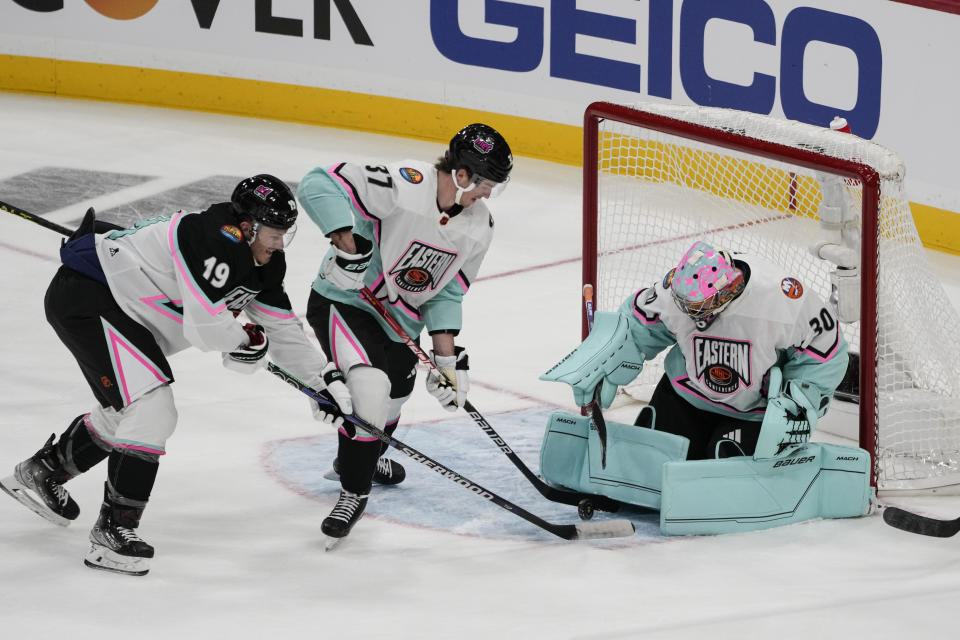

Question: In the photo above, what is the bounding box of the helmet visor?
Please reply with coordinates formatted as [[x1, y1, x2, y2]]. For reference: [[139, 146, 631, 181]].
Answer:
[[255, 222, 297, 249], [471, 174, 509, 198]]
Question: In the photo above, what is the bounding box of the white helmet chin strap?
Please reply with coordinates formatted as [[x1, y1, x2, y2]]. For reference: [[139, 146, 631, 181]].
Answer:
[[451, 169, 477, 205]]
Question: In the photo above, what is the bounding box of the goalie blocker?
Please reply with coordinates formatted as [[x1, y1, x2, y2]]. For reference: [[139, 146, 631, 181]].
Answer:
[[540, 411, 873, 535]]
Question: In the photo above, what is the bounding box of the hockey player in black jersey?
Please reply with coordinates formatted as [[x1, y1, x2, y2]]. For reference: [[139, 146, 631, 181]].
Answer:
[[0, 175, 352, 575]]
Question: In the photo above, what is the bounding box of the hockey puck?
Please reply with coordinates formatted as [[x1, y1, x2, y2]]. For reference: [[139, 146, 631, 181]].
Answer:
[[578, 498, 595, 520]]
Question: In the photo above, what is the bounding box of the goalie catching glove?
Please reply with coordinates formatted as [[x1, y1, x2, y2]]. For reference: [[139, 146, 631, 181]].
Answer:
[[320, 232, 374, 291], [310, 362, 355, 433], [540, 311, 645, 408], [222, 323, 269, 373], [426, 347, 469, 411], [755, 367, 825, 459]]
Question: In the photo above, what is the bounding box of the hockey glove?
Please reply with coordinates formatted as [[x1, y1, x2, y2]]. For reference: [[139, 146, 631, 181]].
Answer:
[[755, 376, 821, 459], [222, 323, 269, 374], [540, 311, 645, 408], [425, 347, 469, 412], [311, 362, 354, 433], [320, 233, 374, 291]]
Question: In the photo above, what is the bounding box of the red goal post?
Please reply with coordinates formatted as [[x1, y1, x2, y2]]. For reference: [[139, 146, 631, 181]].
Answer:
[[582, 101, 960, 494]]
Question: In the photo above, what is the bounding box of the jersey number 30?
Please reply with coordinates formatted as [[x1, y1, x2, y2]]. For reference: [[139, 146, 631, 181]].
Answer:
[[808, 307, 836, 336]]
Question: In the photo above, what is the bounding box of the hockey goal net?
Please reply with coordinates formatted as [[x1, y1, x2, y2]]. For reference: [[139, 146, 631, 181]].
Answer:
[[583, 101, 960, 493]]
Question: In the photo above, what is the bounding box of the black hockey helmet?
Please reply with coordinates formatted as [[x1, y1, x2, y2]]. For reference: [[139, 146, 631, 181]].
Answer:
[[231, 174, 298, 229], [445, 123, 513, 184]]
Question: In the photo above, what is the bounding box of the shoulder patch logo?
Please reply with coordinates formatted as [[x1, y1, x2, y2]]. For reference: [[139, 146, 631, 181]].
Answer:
[[220, 225, 243, 243], [663, 268, 676, 289], [781, 277, 803, 299], [399, 167, 423, 184]]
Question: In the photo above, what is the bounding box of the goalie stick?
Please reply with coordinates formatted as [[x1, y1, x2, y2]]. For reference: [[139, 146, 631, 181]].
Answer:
[[883, 506, 960, 538], [267, 362, 636, 541], [583, 284, 610, 469], [356, 286, 621, 514]]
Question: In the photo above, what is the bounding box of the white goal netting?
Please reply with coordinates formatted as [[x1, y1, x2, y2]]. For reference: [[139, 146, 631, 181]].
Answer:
[[587, 102, 960, 493]]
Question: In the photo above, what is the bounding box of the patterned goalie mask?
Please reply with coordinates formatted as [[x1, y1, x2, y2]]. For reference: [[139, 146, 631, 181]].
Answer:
[[667, 241, 744, 324]]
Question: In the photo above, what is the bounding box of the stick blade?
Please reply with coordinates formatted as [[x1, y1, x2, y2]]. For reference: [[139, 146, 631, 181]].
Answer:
[[883, 506, 960, 538], [568, 519, 636, 540]]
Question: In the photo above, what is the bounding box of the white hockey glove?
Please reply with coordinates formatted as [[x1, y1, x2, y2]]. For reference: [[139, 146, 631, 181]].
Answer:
[[319, 233, 374, 291], [755, 370, 822, 459], [310, 362, 355, 433], [222, 323, 269, 374], [425, 347, 469, 412]]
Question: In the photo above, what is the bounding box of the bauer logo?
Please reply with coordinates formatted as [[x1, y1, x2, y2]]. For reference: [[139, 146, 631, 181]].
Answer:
[[773, 456, 815, 468], [220, 225, 243, 243], [781, 277, 804, 299], [399, 167, 423, 184]]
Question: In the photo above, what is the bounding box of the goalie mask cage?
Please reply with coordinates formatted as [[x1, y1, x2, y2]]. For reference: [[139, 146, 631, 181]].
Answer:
[[583, 101, 960, 493]]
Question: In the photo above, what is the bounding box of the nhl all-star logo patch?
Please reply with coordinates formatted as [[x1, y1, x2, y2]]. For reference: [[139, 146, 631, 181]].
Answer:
[[781, 277, 803, 299], [399, 167, 423, 184], [220, 225, 243, 243], [472, 135, 494, 154], [388, 240, 458, 293], [693, 336, 752, 394]]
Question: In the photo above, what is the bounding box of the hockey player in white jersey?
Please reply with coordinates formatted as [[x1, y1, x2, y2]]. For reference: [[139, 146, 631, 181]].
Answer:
[[540, 241, 870, 535], [546, 239, 848, 458], [296, 123, 512, 542], [0, 175, 351, 575]]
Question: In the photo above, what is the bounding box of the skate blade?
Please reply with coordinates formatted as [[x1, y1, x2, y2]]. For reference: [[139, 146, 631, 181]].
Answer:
[[323, 535, 346, 551], [84, 544, 150, 576], [0, 475, 71, 527], [322, 468, 339, 482]]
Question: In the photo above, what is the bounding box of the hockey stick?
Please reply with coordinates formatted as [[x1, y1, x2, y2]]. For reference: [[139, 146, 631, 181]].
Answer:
[[0, 199, 73, 236], [267, 362, 635, 541], [883, 506, 960, 538], [356, 286, 621, 513], [582, 284, 609, 468]]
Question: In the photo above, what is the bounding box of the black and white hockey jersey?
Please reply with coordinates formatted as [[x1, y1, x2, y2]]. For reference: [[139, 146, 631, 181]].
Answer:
[[93, 203, 327, 397]]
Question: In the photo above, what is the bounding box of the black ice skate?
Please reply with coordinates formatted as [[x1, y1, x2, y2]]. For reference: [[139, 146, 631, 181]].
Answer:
[[0, 434, 79, 526], [322, 490, 368, 550], [84, 490, 154, 576], [325, 456, 406, 485]]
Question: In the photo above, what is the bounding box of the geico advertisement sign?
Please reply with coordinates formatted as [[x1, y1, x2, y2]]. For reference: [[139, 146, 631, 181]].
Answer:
[[432, 0, 882, 138], [11, 0, 883, 138]]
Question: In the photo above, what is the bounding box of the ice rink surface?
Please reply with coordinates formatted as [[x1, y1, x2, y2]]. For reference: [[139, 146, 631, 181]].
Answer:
[[1, 92, 958, 639]]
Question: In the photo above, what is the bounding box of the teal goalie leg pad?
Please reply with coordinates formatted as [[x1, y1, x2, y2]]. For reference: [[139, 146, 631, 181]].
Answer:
[[539, 412, 689, 509], [659, 443, 873, 535]]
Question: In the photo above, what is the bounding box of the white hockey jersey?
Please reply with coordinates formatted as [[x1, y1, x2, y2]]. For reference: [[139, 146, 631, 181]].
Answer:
[[622, 252, 849, 419], [93, 204, 328, 390], [297, 160, 494, 339]]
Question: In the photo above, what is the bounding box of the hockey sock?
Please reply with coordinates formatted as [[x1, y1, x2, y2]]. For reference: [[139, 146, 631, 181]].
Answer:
[[336, 432, 381, 494], [107, 449, 159, 504], [57, 414, 110, 477]]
